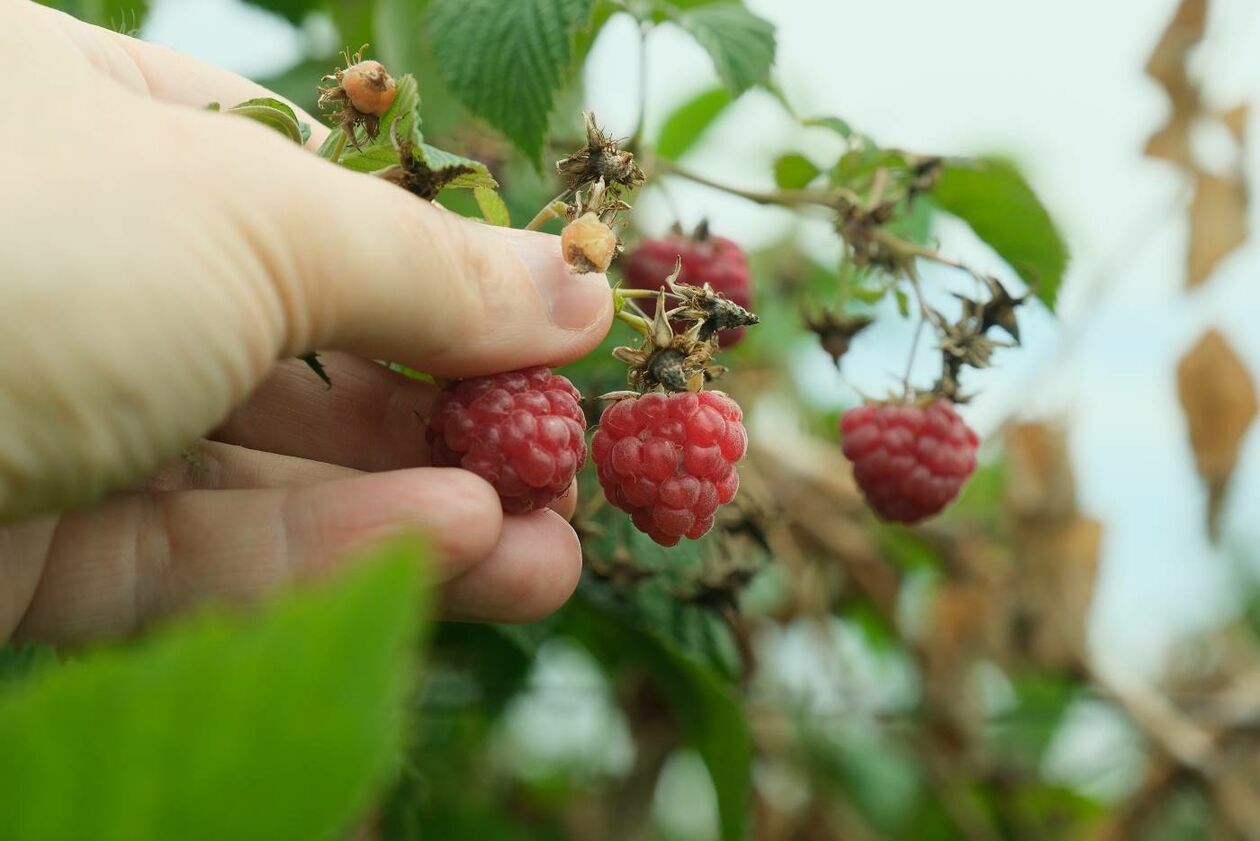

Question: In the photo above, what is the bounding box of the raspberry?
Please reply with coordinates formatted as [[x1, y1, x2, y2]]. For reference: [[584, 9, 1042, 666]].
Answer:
[[624, 232, 753, 347], [593, 391, 747, 546], [427, 367, 587, 514], [562, 212, 617, 274], [839, 400, 979, 523]]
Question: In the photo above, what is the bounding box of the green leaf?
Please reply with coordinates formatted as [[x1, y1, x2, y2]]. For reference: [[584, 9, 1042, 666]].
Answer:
[[38, 0, 148, 31], [932, 157, 1069, 310], [419, 143, 498, 190], [237, 0, 316, 24], [655, 87, 732, 161], [573, 0, 621, 62], [223, 97, 307, 145], [803, 115, 853, 138], [473, 186, 512, 226], [773, 152, 821, 189], [995, 675, 1077, 761], [894, 287, 910, 317], [426, 0, 598, 163], [669, 4, 776, 95], [885, 195, 935, 246], [0, 538, 429, 841], [566, 593, 751, 841], [0, 644, 59, 689]]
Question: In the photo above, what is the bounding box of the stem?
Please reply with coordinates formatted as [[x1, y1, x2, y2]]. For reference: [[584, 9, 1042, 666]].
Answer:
[[525, 194, 568, 231], [618, 288, 672, 300], [616, 309, 653, 336], [327, 130, 347, 165], [651, 157, 842, 209], [869, 167, 890, 208], [901, 312, 928, 397], [629, 20, 650, 151]]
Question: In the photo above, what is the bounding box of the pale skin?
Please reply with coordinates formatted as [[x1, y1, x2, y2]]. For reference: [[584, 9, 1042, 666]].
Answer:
[[0, 1, 614, 644]]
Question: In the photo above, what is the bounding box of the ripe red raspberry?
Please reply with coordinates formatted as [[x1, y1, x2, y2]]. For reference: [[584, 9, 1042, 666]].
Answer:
[[427, 367, 587, 514], [840, 400, 979, 523], [593, 391, 746, 546], [624, 232, 753, 347]]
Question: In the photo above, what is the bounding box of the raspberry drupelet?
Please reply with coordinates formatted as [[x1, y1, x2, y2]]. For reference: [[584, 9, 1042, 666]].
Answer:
[[427, 367, 587, 514], [593, 390, 747, 546], [839, 400, 978, 523]]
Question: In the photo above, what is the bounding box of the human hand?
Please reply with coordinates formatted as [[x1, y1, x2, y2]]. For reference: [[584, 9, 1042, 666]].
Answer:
[[0, 1, 612, 644]]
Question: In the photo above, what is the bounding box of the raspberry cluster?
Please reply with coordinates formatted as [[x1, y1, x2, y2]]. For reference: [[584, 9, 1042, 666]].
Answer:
[[840, 400, 978, 523], [427, 367, 587, 514], [625, 233, 753, 347], [593, 391, 746, 546]]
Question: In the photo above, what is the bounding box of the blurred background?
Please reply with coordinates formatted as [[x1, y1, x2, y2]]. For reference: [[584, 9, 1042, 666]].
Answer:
[[41, 0, 1260, 838]]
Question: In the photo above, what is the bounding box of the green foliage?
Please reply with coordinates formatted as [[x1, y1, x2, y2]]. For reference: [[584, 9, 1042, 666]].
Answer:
[[221, 97, 311, 145], [0, 539, 430, 841], [317, 74, 498, 198], [773, 152, 822, 189], [426, 0, 598, 163], [803, 114, 854, 139], [566, 590, 752, 841], [238, 0, 311, 25], [933, 157, 1069, 310], [474, 185, 512, 225], [996, 675, 1078, 761], [655, 87, 732, 160], [36, 0, 147, 32], [0, 644, 59, 689], [663, 3, 776, 95]]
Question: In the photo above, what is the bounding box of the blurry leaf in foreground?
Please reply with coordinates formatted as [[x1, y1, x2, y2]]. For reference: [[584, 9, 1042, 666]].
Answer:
[[1188, 171, 1248, 287], [932, 157, 1068, 311], [0, 644, 59, 689], [0, 538, 429, 841], [1177, 330, 1258, 539]]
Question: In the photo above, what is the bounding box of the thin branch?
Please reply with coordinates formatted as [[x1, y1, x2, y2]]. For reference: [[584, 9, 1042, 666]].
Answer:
[[629, 19, 650, 151], [651, 156, 849, 209]]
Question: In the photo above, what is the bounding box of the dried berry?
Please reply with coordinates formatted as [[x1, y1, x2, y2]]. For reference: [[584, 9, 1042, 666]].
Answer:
[[562, 212, 617, 274], [339, 60, 397, 116]]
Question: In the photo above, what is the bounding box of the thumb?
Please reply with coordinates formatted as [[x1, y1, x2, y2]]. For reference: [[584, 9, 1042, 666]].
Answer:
[[215, 113, 614, 378]]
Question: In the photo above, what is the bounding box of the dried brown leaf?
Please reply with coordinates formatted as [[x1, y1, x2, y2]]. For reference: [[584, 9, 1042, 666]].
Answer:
[[1003, 422, 1101, 669], [1177, 329, 1258, 538], [1143, 0, 1207, 166], [1188, 173, 1248, 287], [1224, 103, 1249, 144], [1012, 517, 1102, 670], [1004, 422, 1078, 522]]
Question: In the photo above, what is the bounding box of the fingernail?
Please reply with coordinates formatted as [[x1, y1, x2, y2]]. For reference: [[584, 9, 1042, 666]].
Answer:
[[509, 233, 611, 330]]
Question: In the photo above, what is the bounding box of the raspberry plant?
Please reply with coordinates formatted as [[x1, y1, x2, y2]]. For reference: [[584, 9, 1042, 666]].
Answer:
[[31, 3, 1260, 841]]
